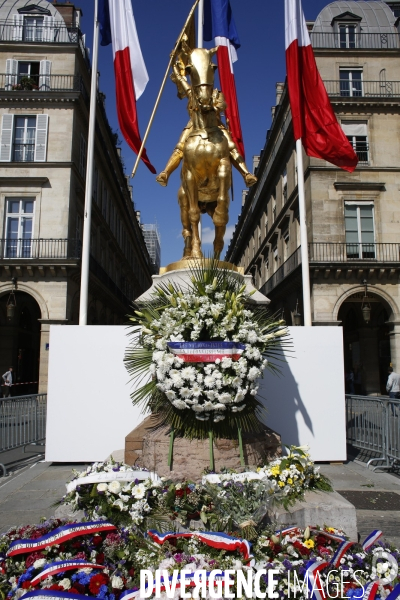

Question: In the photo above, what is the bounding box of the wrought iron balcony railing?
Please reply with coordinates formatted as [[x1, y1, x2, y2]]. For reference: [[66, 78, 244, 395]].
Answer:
[[324, 79, 400, 98], [0, 238, 81, 260], [309, 242, 400, 262], [0, 73, 84, 93], [310, 32, 400, 50], [260, 247, 301, 296], [0, 21, 83, 44], [259, 242, 400, 295]]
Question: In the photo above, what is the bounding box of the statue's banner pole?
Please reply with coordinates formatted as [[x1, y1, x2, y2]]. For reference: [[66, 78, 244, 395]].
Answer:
[[131, 0, 200, 178]]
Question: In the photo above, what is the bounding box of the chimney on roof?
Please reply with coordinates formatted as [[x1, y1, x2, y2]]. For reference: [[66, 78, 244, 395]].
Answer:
[[52, 2, 82, 27]]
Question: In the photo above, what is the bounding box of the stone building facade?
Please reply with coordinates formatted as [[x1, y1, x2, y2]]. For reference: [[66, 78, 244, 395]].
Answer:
[[0, 0, 153, 393], [226, 0, 400, 395]]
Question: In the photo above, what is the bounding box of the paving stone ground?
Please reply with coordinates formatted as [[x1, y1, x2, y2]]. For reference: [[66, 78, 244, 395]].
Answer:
[[319, 461, 400, 547], [0, 458, 399, 549]]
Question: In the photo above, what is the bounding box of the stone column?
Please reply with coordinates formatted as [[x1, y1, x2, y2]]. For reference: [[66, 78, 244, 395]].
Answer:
[[358, 326, 380, 395], [38, 320, 68, 393], [389, 322, 400, 372]]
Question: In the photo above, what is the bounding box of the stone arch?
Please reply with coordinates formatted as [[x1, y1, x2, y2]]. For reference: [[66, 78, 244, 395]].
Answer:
[[333, 284, 399, 323], [0, 283, 49, 320]]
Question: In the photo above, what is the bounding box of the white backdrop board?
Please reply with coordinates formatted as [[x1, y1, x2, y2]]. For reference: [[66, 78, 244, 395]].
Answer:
[[258, 327, 346, 461], [46, 325, 346, 463], [46, 326, 145, 462]]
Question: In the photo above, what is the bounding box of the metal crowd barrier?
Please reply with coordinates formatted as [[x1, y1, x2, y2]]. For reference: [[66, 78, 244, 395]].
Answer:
[[0, 393, 47, 453], [345, 394, 400, 470]]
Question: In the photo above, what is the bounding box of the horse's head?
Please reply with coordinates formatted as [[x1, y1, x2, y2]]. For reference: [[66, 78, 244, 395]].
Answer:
[[185, 48, 218, 111]]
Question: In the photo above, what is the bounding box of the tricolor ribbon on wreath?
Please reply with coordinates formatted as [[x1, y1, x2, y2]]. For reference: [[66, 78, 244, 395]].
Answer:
[[167, 341, 246, 363], [147, 529, 253, 563], [6, 521, 116, 556], [30, 560, 106, 585]]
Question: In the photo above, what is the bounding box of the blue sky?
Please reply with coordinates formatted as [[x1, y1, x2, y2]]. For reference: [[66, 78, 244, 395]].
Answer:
[[80, 0, 331, 266]]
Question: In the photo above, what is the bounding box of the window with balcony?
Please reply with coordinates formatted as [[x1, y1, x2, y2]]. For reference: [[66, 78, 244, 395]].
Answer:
[[339, 24, 357, 48], [341, 121, 369, 163], [4, 198, 35, 258], [0, 114, 48, 162], [283, 229, 289, 261], [340, 69, 363, 97], [345, 203, 375, 259], [12, 14, 55, 43], [5, 59, 52, 91]]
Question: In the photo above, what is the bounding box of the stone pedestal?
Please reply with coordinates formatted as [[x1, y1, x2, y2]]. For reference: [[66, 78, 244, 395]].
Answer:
[[125, 416, 281, 481]]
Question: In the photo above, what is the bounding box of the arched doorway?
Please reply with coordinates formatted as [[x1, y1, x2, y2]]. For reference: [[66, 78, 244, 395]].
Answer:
[[338, 291, 393, 395], [0, 291, 41, 395]]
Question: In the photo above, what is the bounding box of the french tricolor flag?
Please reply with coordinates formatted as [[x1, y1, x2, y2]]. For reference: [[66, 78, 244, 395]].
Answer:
[[99, 0, 155, 174], [203, 0, 245, 159], [285, 0, 358, 172]]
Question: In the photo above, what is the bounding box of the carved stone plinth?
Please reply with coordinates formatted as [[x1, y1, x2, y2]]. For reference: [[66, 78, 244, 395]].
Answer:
[[125, 416, 281, 481]]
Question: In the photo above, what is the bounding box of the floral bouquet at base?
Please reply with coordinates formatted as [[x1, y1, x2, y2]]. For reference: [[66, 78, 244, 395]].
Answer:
[[125, 260, 290, 439]]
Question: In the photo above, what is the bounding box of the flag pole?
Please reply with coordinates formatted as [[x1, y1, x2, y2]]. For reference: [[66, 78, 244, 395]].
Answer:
[[79, 0, 99, 326], [296, 138, 312, 326], [131, 0, 200, 178], [197, 0, 204, 47], [197, 0, 204, 245]]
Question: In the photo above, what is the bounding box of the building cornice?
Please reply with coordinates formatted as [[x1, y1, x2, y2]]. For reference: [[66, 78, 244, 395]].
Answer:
[[334, 181, 386, 191], [0, 176, 49, 186]]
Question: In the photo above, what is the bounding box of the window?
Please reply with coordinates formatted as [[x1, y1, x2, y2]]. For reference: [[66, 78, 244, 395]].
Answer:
[[345, 203, 375, 259], [283, 229, 289, 261], [341, 122, 369, 163], [23, 16, 44, 41], [79, 135, 87, 179], [14, 116, 36, 162], [4, 198, 35, 258], [340, 69, 363, 97], [0, 114, 48, 162], [282, 169, 287, 203], [5, 59, 52, 91], [339, 24, 357, 48]]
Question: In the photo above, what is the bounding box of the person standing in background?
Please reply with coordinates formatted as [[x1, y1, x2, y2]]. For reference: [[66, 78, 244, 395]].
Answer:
[[2, 367, 13, 398], [387, 366, 400, 399]]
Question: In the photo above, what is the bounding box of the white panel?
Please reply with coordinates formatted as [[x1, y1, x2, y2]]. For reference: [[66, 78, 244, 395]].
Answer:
[[341, 122, 367, 136], [46, 326, 146, 462], [0, 114, 14, 162], [43, 15, 55, 42], [5, 59, 18, 90], [258, 327, 346, 462], [34, 114, 48, 162], [39, 60, 51, 90], [12, 14, 23, 41], [46, 326, 346, 463]]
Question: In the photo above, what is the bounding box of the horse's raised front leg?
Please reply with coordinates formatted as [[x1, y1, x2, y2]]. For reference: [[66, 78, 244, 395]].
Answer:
[[213, 157, 231, 258], [184, 170, 203, 258], [178, 185, 192, 258]]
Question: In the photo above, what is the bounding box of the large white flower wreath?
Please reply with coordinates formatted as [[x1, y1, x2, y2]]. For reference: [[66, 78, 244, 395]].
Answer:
[[126, 263, 289, 436]]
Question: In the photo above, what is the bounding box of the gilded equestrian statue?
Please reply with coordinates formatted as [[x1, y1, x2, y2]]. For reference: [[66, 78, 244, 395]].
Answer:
[[156, 41, 257, 259]]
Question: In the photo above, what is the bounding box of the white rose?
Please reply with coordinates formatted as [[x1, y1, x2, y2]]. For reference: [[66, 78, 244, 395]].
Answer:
[[33, 559, 46, 569], [97, 483, 108, 493], [111, 576, 124, 590], [59, 579, 71, 590], [108, 480, 121, 494]]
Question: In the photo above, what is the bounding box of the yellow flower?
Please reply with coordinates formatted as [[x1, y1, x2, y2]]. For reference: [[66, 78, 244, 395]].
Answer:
[[326, 527, 335, 533], [271, 467, 280, 476], [287, 478, 293, 484], [278, 481, 285, 487], [303, 539, 315, 549]]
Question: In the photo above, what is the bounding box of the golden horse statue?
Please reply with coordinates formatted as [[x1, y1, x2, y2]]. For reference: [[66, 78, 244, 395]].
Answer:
[[156, 44, 257, 259]]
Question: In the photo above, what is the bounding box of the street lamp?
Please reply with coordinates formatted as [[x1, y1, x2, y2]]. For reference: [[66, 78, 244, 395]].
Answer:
[[361, 279, 371, 324], [6, 278, 17, 321], [294, 300, 302, 326]]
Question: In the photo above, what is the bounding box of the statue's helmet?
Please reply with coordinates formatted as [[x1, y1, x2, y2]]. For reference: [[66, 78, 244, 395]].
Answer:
[[186, 48, 217, 87]]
